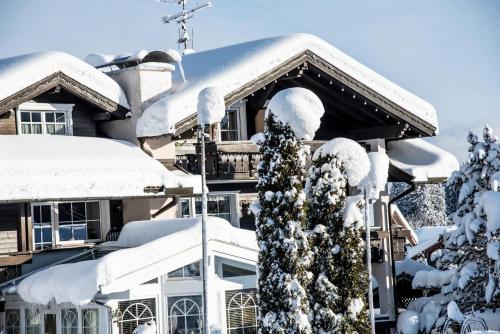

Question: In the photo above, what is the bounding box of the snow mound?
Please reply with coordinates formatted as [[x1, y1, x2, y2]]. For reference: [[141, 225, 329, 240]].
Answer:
[[0, 135, 197, 201], [387, 138, 459, 183], [0, 51, 129, 108], [132, 321, 156, 334], [17, 217, 257, 306], [362, 151, 389, 199], [266, 87, 325, 140], [397, 310, 419, 334], [137, 33, 438, 137], [313, 137, 370, 187], [412, 269, 454, 289], [197, 86, 226, 125]]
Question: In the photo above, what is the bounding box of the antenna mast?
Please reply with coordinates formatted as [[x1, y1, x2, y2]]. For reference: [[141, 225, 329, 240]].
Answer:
[[161, 0, 212, 53]]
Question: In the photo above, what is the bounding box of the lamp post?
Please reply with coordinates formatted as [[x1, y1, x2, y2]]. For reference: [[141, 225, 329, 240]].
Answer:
[[199, 124, 210, 334], [364, 190, 376, 334]]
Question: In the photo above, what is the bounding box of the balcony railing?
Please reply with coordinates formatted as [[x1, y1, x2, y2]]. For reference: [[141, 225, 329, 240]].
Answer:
[[175, 140, 327, 181]]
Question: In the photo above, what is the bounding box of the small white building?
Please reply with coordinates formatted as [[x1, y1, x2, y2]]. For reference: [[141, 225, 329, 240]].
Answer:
[[5, 217, 258, 334]]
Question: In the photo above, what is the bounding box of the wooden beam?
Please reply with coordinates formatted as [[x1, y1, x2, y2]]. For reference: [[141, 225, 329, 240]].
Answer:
[[348, 124, 410, 140], [91, 112, 112, 121]]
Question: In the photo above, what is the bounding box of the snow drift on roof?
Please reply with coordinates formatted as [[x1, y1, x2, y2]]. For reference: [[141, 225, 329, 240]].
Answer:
[[0, 51, 129, 108], [16, 217, 257, 305], [387, 138, 459, 183], [137, 33, 438, 137], [406, 226, 456, 259], [0, 135, 196, 201]]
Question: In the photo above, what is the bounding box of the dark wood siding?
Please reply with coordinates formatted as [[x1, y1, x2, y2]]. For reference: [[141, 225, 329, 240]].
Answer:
[[0, 204, 20, 254], [0, 110, 16, 135]]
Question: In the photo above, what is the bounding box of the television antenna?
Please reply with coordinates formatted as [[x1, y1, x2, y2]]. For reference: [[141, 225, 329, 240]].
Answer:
[[160, 0, 212, 53]]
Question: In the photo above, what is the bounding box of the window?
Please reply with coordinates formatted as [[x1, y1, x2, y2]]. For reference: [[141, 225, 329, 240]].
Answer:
[[167, 296, 203, 334], [32, 204, 53, 250], [17, 103, 73, 135], [5, 310, 20, 334], [25, 310, 41, 334], [168, 261, 200, 279], [180, 199, 191, 218], [225, 290, 257, 334], [220, 109, 240, 141], [31, 201, 106, 249], [195, 195, 231, 222], [118, 300, 156, 334], [61, 309, 78, 334], [58, 201, 101, 241], [82, 309, 99, 334], [222, 264, 255, 278]]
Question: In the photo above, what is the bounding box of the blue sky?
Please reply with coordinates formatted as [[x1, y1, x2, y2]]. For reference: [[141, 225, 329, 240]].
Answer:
[[0, 0, 498, 160]]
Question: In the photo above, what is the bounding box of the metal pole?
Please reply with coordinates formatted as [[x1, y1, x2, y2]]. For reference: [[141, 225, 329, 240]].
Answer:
[[200, 125, 210, 334], [364, 190, 376, 334]]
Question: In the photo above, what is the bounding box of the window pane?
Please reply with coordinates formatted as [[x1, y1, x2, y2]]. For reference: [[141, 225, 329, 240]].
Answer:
[[31, 124, 42, 134], [82, 309, 99, 334], [168, 267, 184, 278], [42, 226, 52, 243], [55, 112, 65, 123], [73, 223, 87, 240], [46, 124, 55, 134], [72, 202, 86, 221], [185, 262, 200, 277], [86, 202, 100, 220], [45, 113, 55, 122], [195, 199, 202, 215], [87, 220, 100, 240], [33, 206, 41, 225], [54, 124, 67, 134], [218, 196, 230, 213], [180, 199, 191, 218], [31, 112, 41, 122], [20, 112, 30, 122], [58, 203, 72, 222], [227, 111, 238, 130], [21, 124, 31, 134]]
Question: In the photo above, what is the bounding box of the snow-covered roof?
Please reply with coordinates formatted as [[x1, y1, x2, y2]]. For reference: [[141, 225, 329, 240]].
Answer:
[[406, 226, 456, 259], [387, 138, 459, 183], [0, 135, 198, 202], [16, 217, 257, 305], [396, 258, 434, 277], [0, 51, 129, 109], [137, 33, 439, 137]]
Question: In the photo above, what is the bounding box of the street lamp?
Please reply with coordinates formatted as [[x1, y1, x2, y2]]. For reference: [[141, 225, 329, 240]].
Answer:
[[196, 87, 226, 334]]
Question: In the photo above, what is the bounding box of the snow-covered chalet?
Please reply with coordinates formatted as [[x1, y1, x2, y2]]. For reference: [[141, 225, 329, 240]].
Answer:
[[0, 34, 458, 334]]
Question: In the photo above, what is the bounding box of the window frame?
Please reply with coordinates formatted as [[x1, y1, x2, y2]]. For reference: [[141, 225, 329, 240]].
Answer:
[[166, 295, 203, 334], [218, 101, 247, 142], [225, 290, 258, 334], [167, 261, 202, 280], [31, 200, 110, 249], [16, 102, 74, 136], [178, 192, 239, 227]]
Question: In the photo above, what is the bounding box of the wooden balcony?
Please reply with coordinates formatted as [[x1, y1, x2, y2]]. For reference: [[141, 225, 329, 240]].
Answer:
[[175, 140, 327, 181]]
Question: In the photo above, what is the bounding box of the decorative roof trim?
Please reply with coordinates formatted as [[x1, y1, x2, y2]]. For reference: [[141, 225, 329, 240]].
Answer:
[[170, 50, 436, 138], [0, 72, 128, 117]]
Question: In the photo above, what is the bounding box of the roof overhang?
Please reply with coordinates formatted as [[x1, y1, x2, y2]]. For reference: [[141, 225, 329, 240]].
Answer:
[[170, 50, 437, 138], [0, 71, 128, 118]]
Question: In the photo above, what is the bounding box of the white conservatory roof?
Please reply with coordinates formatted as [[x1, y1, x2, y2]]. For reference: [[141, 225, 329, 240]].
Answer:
[[387, 138, 459, 183], [0, 51, 129, 109], [0, 135, 198, 202], [137, 33, 439, 137], [16, 217, 258, 305]]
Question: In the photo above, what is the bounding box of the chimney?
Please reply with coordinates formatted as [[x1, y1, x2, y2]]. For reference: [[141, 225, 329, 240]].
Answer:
[[101, 62, 175, 143]]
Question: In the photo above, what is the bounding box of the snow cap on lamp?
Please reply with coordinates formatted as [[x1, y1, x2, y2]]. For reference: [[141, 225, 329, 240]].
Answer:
[[197, 86, 225, 125], [266, 87, 325, 140]]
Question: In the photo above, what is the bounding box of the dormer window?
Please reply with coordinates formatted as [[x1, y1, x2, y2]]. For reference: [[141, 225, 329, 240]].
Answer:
[[219, 101, 247, 141], [17, 102, 74, 135]]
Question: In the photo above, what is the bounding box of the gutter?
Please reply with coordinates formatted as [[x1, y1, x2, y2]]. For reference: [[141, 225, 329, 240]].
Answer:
[[388, 183, 416, 318]]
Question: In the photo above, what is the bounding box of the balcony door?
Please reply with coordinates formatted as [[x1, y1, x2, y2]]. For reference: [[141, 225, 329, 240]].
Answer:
[[44, 314, 56, 334]]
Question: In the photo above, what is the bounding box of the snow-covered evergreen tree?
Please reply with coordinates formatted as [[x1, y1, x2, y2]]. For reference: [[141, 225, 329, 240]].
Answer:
[[255, 112, 313, 333], [306, 138, 371, 334], [398, 125, 500, 334], [391, 182, 447, 228]]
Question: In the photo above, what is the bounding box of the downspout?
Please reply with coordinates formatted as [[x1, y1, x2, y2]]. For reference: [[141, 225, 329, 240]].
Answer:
[[93, 299, 114, 334], [388, 183, 416, 318]]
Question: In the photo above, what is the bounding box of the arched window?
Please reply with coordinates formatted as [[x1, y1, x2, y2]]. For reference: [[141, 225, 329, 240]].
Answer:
[[119, 302, 155, 334], [226, 290, 257, 334], [5, 309, 20, 334], [82, 309, 99, 334], [25, 310, 41, 334], [167, 296, 203, 334], [61, 309, 78, 334]]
